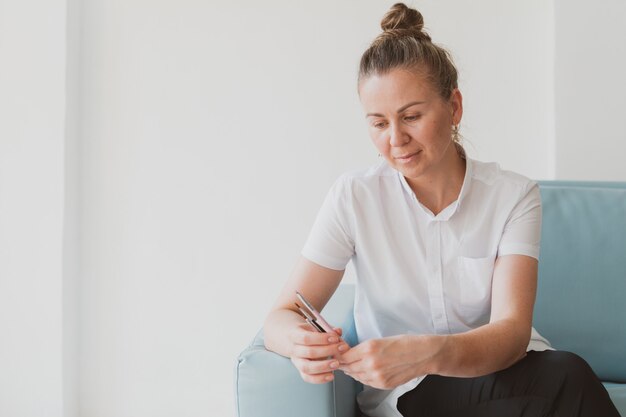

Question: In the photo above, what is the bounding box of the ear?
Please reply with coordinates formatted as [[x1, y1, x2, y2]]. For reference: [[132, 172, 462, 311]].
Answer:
[[449, 88, 463, 125]]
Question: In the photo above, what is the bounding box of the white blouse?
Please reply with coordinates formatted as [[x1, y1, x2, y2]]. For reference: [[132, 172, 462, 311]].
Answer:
[[301, 158, 552, 417]]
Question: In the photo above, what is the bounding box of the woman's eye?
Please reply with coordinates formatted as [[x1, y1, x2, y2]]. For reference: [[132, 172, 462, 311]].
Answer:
[[373, 122, 387, 129], [404, 115, 420, 122]]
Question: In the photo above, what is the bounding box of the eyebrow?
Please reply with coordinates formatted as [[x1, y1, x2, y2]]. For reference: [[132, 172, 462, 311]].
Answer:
[[366, 101, 426, 118]]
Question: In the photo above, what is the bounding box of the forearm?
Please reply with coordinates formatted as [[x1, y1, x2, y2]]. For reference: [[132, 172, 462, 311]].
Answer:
[[263, 308, 303, 358], [431, 318, 530, 378]]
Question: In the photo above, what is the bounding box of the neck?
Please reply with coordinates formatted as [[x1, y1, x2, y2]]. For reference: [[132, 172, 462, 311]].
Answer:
[[405, 151, 466, 216]]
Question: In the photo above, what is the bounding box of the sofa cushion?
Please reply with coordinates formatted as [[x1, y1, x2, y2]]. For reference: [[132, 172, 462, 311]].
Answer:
[[534, 183, 626, 383], [604, 383, 626, 415]]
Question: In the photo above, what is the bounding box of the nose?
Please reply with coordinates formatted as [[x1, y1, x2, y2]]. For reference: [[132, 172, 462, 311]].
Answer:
[[389, 122, 410, 147]]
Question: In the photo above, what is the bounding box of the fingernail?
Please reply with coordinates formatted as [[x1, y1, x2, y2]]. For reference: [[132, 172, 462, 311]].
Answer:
[[330, 361, 338, 369], [338, 344, 348, 352], [328, 336, 338, 343]]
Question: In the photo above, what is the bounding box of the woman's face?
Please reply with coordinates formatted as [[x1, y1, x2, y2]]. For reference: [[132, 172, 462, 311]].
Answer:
[[359, 68, 463, 181]]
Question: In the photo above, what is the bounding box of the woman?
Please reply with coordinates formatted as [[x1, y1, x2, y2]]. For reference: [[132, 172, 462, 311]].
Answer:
[[263, 4, 620, 417]]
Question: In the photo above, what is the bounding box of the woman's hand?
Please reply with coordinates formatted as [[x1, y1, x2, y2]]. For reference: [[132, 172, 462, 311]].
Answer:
[[288, 324, 350, 384], [338, 334, 445, 390]]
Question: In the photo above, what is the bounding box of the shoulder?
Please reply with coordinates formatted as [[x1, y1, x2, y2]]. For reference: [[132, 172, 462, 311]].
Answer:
[[469, 158, 537, 195], [332, 159, 398, 194]]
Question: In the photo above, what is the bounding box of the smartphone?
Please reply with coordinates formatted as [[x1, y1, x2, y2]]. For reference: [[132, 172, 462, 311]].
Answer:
[[295, 291, 336, 334]]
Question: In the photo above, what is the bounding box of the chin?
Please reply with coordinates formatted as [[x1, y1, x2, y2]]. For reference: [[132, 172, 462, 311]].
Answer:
[[394, 163, 427, 179]]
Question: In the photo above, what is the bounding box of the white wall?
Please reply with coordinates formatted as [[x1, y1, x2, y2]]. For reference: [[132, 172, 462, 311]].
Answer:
[[64, 0, 81, 415], [0, 1, 67, 416], [554, 0, 626, 180]]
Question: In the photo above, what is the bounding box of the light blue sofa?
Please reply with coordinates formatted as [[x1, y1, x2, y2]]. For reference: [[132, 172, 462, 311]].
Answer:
[[235, 181, 626, 416]]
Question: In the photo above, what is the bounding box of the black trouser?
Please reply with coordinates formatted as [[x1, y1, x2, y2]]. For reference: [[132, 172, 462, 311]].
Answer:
[[389, 351, 621, 417]]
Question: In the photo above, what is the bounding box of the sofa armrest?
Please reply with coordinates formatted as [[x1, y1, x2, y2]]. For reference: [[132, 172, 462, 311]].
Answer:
[[235, 285, 360, 417]]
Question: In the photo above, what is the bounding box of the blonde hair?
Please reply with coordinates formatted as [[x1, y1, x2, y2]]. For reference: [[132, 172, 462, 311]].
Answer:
[[358, 3, 459, 100]]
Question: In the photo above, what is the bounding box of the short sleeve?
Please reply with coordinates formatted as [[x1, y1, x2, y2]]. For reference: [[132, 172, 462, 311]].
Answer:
[[301, 175, 355, 270], [498, 182, 542, 259]]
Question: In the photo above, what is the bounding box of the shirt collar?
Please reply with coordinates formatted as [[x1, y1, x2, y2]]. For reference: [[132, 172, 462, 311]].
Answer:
[[397, 157, 473, 221]]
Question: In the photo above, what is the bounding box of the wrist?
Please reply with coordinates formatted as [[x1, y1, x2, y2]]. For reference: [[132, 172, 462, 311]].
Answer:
[[425, 334, 453, 375]]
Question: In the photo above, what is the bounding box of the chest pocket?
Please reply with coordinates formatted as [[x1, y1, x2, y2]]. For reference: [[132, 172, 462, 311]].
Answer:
[[457, 254, 496, 308]]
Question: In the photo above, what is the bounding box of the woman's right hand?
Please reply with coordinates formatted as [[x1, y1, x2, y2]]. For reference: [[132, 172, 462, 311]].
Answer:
[[288, 324, 349, 383]]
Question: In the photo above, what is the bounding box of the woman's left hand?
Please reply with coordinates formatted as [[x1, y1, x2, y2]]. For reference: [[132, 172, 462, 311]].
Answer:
[[338, 334, 445, 390]]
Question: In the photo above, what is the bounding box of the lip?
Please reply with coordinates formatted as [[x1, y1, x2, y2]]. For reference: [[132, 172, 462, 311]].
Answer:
[[394, 150, 421, 161]]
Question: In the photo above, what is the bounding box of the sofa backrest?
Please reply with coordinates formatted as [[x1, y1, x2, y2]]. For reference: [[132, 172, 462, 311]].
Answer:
[[534, 181, 626, 383]]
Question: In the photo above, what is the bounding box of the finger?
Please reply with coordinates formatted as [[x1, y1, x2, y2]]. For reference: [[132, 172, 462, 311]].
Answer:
[[290, 324, 339, 346], [341, 355, 405, 375], [291, 341, 347, 360], [291, 356, 340, 375], [339, 354, 404, 382], [291, 357, 338, 384], [333, 327, 343, 336], [338, 358, 364, 374], [337, 344, 364, 365], [299, 371, 336, 384]]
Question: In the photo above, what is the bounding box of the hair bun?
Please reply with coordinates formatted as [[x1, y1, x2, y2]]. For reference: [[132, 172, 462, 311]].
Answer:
[[380, 3, 424, 32]]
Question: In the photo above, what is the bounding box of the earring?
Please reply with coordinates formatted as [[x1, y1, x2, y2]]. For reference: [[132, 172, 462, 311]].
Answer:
[[452, 124, 460, 144]]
